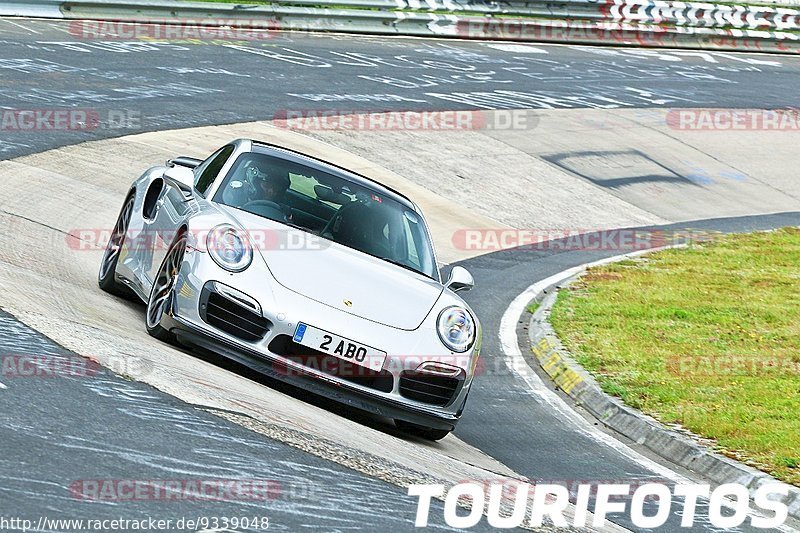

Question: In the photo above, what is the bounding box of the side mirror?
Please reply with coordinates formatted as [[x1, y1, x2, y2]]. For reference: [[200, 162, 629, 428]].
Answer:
[[163, 165, 195, 199], [445, 266, 474, 292]]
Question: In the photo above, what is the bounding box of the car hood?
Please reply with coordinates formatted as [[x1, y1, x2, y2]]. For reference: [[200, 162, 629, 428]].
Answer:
[[220, 206, 444, 330]]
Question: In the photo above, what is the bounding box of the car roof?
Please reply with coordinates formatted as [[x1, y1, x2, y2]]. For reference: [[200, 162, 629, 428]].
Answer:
[[250, 140, 417, 211]]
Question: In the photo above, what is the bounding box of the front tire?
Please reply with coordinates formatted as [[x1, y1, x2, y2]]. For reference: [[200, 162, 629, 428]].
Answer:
[[145, 230, 187, 344], [395, 419, 451, 441], [98, 194, 135, 297]]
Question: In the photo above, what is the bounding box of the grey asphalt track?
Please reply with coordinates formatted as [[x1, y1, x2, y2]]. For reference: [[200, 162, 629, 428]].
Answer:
[[2, 18, 800, 532], [0, 311, 479, 532], [1, 19, 800, 160]]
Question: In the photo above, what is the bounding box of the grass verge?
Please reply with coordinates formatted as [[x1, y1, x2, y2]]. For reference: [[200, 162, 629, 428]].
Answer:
[[549, 228, 800, 486]]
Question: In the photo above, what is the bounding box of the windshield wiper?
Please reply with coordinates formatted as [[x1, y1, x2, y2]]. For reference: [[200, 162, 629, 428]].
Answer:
[[380, 257, 435, 280], [283, 220, 310, 232]]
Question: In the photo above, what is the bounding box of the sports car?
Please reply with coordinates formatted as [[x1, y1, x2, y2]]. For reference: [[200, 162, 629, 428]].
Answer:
[[98, 139, 481, 440]]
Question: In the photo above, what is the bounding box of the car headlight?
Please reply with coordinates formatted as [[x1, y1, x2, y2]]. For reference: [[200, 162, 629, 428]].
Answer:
[[207, 224, 252, 272], [437, 306, 475, 353]]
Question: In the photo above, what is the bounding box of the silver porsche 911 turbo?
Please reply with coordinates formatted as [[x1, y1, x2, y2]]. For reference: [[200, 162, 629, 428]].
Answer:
[[98, 139, 481, 440]]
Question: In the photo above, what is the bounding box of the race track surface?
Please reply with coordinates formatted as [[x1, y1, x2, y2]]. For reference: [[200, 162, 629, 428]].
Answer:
[[2, 18, 800, 159], [0, 312, 470, 532]]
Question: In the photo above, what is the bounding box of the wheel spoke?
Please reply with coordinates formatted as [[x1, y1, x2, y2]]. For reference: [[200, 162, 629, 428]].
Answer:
[[100, 198, 133, 281], [146, 235, 186, 330]]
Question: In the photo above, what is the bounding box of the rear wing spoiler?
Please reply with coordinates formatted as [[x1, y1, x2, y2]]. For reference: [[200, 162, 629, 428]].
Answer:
[[166, 156, 203, 170]]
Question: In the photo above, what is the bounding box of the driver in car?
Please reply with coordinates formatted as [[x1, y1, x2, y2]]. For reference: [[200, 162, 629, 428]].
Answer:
[[236, 161, 293, 222]]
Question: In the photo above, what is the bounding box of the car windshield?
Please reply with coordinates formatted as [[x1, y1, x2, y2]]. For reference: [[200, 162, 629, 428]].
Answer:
[[213, 152, 438, 280]]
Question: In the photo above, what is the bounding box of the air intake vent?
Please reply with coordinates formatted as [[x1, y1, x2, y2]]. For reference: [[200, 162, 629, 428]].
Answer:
[[398, 371, 462, 407], [200, 289, 270, 342]]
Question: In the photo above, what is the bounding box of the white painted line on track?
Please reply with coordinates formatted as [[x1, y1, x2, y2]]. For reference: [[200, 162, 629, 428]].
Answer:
[[484, 43, 549, 54], [499, 246, 797, 532], [712, 52, 783, 66], [4, 19, 40, 34], [45, 22, 75, 35], [499, 247, 689, 482]]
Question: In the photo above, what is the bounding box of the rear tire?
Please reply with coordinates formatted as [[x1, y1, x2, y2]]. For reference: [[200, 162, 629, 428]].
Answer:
[[395, 419, 451, 441], [98, 194, 135, 297], [145, 230, 187, 344]]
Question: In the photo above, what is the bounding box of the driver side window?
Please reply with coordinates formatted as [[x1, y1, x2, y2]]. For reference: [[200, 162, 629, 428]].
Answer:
[[194, 144, 235, 197]]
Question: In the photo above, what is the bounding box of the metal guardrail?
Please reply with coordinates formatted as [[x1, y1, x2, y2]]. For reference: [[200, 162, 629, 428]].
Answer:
[[0, 1, 64, 18], [6, 0, 800, 53], [223, 0, 800, 32]]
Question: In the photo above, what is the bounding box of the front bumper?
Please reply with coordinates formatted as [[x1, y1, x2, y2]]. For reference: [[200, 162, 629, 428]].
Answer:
[[165, 248, 478, 431], [167, 314, 462, 431]]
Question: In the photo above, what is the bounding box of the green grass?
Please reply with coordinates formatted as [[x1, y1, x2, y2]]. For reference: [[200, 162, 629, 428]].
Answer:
[[549, 228, 800, 486]]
